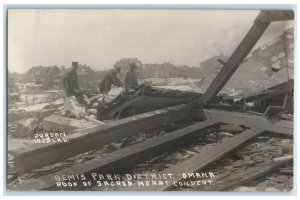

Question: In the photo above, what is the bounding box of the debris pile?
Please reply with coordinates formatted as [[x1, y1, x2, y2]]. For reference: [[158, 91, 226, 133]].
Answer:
[[8, 120, 190, 187], [197, 134, 294, 192], [14, 118, 39, 138], [7, 17, 294, 192], [63, 96, 87, 119]]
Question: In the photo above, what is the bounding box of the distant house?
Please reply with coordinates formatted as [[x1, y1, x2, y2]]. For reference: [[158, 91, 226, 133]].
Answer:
[[76, 64, 100, 91], [144, 62, 175, 79], [176, 65, 202, 79], [114, 58, 143, 80], [7, 72, 21, 104], [26, 84, 43, 94], [8, 72, 21, 104], [8, 93, 20, 104], [26, 65, 62, 90], [25, 64, 102, 92]]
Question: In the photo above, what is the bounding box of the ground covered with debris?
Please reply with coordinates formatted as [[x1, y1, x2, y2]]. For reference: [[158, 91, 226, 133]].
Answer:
[[88, 125, 293, 191], [8, 118, 193, 188], [7, 23, 294, 192]]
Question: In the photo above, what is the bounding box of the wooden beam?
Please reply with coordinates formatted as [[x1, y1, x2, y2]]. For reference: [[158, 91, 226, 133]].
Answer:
[[11, 120, 220, 191], [264, 105, 284, 117], [120, 128, 265, 191], [201, 157, 293, 191], [203, 109, 293, 136], [256, 10, 294, 22], [13, 104, 192, 172], [202, 11, 271, 106]]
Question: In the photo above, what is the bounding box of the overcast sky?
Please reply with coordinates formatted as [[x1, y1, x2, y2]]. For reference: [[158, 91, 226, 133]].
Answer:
[[8, 9, 293, 73]]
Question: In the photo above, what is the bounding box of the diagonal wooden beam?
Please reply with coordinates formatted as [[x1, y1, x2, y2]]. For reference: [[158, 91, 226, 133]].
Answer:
[[11, 120, 220, 191], [202, 13, 270, 106], [256, 10, 294, 22], [202, 109, 293, 136], [12, 104, 192, 172], [120, 128, 265, 191]]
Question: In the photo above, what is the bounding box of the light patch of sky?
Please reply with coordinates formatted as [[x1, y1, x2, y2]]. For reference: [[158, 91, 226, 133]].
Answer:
[[8, 9, 293, 73]]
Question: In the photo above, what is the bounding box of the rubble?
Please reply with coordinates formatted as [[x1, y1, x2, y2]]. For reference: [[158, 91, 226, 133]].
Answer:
[[7, 12, 294, 192], [63, 96, 87, 119], [14, 118, 39, 138], [42, 115, 96, 134], [233, 186, 281, 192], [8, 108, 56, 123], [219, 124, 244, 133], [53, 98, 64, 105], [217, 132, 234, 137], [87, 108, 97, 115]]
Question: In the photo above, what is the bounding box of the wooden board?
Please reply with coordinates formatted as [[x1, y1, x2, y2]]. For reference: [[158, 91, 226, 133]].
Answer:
[[264, 106, 284, 117], [119, 128, 264, 191], [11, 120, 219, 191], [256, 10, 294, 22], [202, 109, 293, 136], [13, 104, 192, 172]]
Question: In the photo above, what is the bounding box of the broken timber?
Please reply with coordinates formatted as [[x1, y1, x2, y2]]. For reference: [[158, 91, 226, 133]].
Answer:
[[122, 128, 265, 191], [13, 104, 192, 172], [201, 157, 293, 191], [201, 109, 293, 136], [11, 120, 219, 191]]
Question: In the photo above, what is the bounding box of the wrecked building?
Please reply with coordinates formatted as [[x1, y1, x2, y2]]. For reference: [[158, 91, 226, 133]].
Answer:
[[6, 10, 294, 193]]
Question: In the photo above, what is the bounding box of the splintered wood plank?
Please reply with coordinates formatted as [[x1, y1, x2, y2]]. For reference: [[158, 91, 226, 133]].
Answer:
[[201, 157, 293, 191], [122, 128, 264, 191], [203, 109, 293, 136], [13, 104, 192, 172], [11, 120, 219, 191]]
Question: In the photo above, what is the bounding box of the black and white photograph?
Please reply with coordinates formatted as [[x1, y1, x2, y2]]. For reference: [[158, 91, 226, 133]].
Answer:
[[6, 8, 294, 192]]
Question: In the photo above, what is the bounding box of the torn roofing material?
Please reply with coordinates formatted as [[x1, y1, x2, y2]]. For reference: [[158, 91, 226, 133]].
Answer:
[[199, 27, 294, 98]]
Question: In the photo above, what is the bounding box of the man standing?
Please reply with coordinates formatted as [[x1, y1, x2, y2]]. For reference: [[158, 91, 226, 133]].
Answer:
[[124, 63, 139, 91], [99, 65, 123, 94], [62, 61, 80, 97]]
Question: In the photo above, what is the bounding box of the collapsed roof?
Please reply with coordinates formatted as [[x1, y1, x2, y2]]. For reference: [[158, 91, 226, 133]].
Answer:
[[199, 27, 294, 98]]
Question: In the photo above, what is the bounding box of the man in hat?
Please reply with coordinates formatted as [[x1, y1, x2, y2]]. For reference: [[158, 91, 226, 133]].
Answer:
[[123, 63, 139, 91], [99, 65, 123, 94], [62, 61, 80, 97]]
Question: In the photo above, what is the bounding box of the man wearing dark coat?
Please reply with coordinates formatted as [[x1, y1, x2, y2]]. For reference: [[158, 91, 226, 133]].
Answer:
[[124, 63, 139, 91], [99, 65, 123, 94], [62, 62, 80, 97]]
